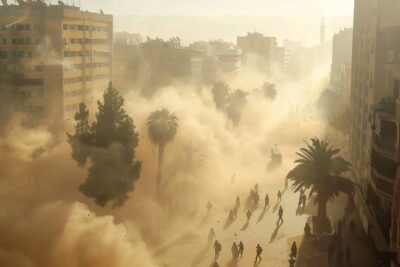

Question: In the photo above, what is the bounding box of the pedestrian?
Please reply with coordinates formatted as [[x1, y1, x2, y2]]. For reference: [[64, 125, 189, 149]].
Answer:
[[304, 222, 311, 238], [264, 193, 270, 209], [255, 244, 263, 263], [336, 249, 344, 267], [228, 209, 234, 222], [277, 190, 282, 202], [214, 240, 221, 260], [349, 219, 356, 234], [254, 183, 259, 193], [345, 245, 351, 263], [277, 206, 283, 224], [238, 241, 244, 258], [328, 241, 334, 262], [290, 241, 297, 259], [246, 209, 252, 221], [208, 227, 216, 243], [231, 242, 239, 261]]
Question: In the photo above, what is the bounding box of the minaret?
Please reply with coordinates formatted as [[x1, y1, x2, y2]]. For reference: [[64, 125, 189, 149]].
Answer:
[[320, 18, 326, 46]]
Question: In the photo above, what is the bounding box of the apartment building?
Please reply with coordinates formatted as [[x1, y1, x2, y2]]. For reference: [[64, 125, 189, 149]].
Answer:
[[237, 32, 285, 72], [0, 1, 112, 123], [350, 0, 400, 263]]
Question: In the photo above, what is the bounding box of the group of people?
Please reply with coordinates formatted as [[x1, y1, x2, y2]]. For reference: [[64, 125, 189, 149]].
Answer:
[[212, 240, 263, 265]]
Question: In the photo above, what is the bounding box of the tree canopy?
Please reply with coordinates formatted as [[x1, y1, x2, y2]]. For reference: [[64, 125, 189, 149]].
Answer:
[[67, 82, 142, 208]]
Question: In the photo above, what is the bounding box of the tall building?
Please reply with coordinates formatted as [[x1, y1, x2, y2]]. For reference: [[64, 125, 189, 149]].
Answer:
[[350, 0, 400, 263], [330, 28, 353, 101], [237, 32, 285, 72], [0, 1, 113, 123]]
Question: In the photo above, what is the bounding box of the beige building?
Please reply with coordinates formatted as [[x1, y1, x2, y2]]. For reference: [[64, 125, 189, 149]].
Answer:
[[0, 1, 112, 123], [237, 32, 285, 72], [350, 0, 400, 264]]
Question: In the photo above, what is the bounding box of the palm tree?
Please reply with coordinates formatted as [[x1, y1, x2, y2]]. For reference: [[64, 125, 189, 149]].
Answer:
[[147, 108, 178, 194], [226, 89, 248, 126], [262, 82, 277, 100], [286, 138, 354, 232], [212, 82, 231, 110]]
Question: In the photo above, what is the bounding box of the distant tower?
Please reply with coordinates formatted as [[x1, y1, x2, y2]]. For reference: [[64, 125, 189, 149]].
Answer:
[[320, 18, 326, 46]]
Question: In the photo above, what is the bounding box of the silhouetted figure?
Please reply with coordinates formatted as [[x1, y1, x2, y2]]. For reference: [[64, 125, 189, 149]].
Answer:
[[238, 241, 244, 258], [328, 241, 334, 262], [246, 189, 255, 210], [264, 193, 269, 209], [277, 206, 283, 224], [277, 190, 282, 202], [255, 244, 263, 263], [345, 245, 351, 263], [208, 228, 216, 243], [304, 222, 311, 238], [290, 242, 297, 259], [298, 193, 303, 207], [349, 219, 356, 234], [246, 209, 252, 221], [231, 242, 239, 261], [336, 249, 344, 267], [214, 240, 222, 260], [254, 183, 259, 193]]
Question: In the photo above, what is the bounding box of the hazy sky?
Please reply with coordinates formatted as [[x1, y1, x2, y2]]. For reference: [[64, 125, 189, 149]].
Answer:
[[80, 0, 354, 16]]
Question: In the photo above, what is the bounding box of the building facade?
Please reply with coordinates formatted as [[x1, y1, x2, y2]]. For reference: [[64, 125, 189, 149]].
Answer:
[[350, 0, 400, 263], [0, 1, 112, 123]]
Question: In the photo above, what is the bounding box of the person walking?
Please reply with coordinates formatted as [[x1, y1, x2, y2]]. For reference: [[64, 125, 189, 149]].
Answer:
[[277, 206, 283, 224], [208, 227, 216, 243], [277, 190, 282, 202], [235, 195, 240, 210], [246, 209, 252, 222], [231, 242, 239, 261], [264, 193, 269, 209], [290, 241, 297, 259], [255, 244, 263, 264], [214, 240, 222, 260], [238, 241, 244, 258]]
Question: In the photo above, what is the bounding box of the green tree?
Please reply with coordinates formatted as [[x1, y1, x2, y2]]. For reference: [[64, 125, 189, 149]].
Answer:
[[286, 138, 354, 232], [262, 82, 277, 100], [147, 108, 178, 194], [212, 82, 231, 110], [67, 82, 142, 208], [226, 89, 248, 126]]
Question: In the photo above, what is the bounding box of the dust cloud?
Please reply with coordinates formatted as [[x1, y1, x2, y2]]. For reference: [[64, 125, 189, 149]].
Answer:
[[0, 48, 332, 266]]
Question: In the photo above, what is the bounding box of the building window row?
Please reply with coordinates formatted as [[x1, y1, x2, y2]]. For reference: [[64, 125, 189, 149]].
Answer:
[[63, 62, 109, 71], [0, 24, 40, 32], [63, 38, 109, 45], [64, 50, 111, 57], [63, 24, 109, 33], [65, 89, 86, 97], [63, 74, 110, 84], [0, 38, 41, 45], [19, 89, 44, 100], [0, 51, 42, 59], [22, 105, 44, 113], [0, 64, 43, 72]]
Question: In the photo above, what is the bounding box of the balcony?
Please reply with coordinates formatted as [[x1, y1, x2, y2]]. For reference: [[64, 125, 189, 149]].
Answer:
[[370, 146, 397, 181]]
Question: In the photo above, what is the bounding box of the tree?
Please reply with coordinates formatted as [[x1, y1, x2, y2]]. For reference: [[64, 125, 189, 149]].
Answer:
[[226, 89, 248, 126], [67, 82, 142, 208], [262, 82, 277, 100], [147, 108, 178, 194], [212, 82, 231, 110], [286, 138, 354, 232]]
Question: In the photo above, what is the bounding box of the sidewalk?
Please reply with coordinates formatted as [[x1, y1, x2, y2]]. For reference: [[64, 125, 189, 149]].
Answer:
[[296, 194, 379, 267]]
